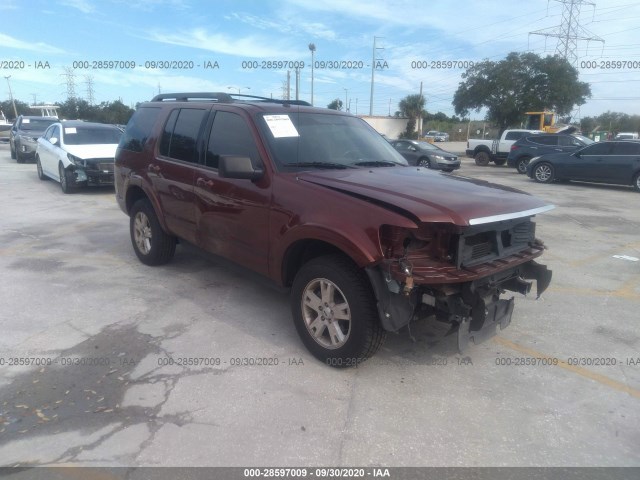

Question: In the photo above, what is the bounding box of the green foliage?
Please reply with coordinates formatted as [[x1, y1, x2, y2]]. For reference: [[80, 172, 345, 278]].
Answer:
[[56, 98, 134, 124], [580, 111, 640, 134], [453, 52, 591, 132], [0, 99, 32, 120], [327, 98, 343, 110], [398, 94, 425, 139]]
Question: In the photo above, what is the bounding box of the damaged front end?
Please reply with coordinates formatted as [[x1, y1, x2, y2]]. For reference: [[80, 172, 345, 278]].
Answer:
[[366, 216, 552, 351]]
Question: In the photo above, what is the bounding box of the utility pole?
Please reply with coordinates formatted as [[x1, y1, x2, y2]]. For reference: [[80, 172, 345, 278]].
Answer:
[[418, 81, 423, 137], [295, 67, 300, 101], [61, 67, 76, 100], [4, 76, 18, 117], [343, 88, 348, 113], [85, 75, 95, 105], [286, 71, 291, 100], [31, 93, 38, 106], [369, 36, 384, 116], [308, 43, 316, 106]]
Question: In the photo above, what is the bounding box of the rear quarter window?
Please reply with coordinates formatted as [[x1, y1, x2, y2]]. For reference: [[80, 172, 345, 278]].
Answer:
[[119, 107, 161, 152]]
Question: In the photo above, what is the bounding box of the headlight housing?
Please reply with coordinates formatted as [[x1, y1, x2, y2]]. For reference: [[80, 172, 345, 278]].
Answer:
[[67, 153, 86, 167]]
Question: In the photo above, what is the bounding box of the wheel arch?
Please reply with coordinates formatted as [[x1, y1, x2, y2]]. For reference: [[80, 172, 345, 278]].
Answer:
[[124, 185, 171, 233]]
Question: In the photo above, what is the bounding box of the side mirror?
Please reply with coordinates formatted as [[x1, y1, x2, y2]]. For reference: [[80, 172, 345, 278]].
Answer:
[[218, 155, 263, 181], [50, 137, 58, 145]]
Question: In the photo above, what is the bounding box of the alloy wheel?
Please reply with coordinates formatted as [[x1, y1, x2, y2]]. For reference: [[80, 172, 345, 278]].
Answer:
[[301, 278, 351, 349]]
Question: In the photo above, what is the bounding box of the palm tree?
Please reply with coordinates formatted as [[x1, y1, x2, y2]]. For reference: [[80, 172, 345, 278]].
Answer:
[[399, 94, 426, 139]]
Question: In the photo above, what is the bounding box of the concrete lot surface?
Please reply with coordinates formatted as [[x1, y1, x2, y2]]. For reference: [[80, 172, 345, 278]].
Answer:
[[0, 143, 638, 467]]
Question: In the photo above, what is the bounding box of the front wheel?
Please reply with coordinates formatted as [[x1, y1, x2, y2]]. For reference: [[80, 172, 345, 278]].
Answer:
[[129, 199, 176, 266], [59, 163, 75, 193], [10, 143, 16, 159], [16, 145, 24, 164], [291, 255, 385, 367], [633, 173, 640, 192], [517, 157, 531, 174], [533, 162, 554, 183], [417, 157, 431, 168], [474, 151, 490, 166]]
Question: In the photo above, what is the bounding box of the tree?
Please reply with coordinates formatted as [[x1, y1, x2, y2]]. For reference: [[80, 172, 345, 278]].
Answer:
[[327, 98, 343, 110], [0, 99, 31, 120], [398, 94, 425, 139], [453, 52, 591, 133]]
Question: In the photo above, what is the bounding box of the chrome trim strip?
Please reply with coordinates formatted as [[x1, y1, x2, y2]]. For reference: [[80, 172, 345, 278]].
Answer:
[[469, 204, 555, 225]]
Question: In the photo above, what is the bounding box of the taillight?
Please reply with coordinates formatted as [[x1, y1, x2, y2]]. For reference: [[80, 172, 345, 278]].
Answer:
[[510, 145, 518, 151]]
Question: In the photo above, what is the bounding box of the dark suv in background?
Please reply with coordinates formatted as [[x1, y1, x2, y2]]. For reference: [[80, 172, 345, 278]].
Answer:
[[507, 133, 593, 174], [115, 92, 553, 367], [10, 115, 58, 163]]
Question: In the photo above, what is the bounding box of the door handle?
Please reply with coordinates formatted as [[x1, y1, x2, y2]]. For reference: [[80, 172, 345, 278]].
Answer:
[[196, 177, 215, 189]]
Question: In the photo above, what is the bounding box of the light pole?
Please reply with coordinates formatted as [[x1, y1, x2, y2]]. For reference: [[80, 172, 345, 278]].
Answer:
[[228, 86, 250, 94], [4, 76, 18, 118], [308, 43, 316, 106], [343, 88, 348, 112]]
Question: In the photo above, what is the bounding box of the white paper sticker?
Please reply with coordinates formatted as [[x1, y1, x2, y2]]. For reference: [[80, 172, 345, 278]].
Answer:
[[263, 114, 299, 138], [22, 119, 30, 124], [65, 127, 77, 134]]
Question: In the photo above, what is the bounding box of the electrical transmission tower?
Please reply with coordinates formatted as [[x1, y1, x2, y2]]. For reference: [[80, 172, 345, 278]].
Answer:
[[85, 75, 95, 105], [61, 67, 77, 99], [529, 0, 604, 66]]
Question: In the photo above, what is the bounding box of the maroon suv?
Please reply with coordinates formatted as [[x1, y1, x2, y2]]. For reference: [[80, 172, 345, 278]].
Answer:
[[115, 92, 553, 367]]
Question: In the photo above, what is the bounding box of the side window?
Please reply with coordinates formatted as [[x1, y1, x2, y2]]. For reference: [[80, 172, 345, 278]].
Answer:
[[120, 107, 161, 153], [530, 136, 558, 146], [206, 111, 260, 169], [43, 126, 54, 140], [158, 109, 179, 157], [582, 143, 613, 155], [50, 126, 61, 143], [505, 131, 526, 141], [559, 136, 582, 147], [612, 142, 640, 155], [394, 141, 409, 151], [163, 108, 207, 163]]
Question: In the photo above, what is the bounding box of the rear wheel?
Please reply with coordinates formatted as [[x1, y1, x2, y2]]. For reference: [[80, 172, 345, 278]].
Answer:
[[291, 254, 385, 367], [474, 151, 490, 166], [16, 145, 24, 164], [493, 158, 506, 166], [533, 162, 554, 183], [517, 157, 531, 174], [417, 157, 431, 168], [130, 199, 176, 266], [36, 156, 47, 181]]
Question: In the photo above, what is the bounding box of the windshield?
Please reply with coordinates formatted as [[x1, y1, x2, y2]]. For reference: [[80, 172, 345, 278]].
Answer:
[[62, 126, 122, 145], [258, 111, 408, 170], [573, 134, 594, 145], [20, 118, 57, 131], [416, 141, 441, 151]]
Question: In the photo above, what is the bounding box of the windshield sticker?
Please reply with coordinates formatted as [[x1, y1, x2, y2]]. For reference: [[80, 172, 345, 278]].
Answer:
[[64, 127, 77, 134], [264, 114, 299, 138], [22, 119, 30, 124]]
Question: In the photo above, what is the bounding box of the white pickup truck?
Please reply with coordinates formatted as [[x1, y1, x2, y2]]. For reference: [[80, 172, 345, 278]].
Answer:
[[466, 129, 541, 166]]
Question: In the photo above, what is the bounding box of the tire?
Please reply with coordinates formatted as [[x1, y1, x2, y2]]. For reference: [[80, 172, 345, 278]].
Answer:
[[516, 157, 531, 174], [291, 254, 386, 367], [493, 158, 506, 166], [533, 162, 554, 184], [36, 156, 47, 181], [16, 145, 24, 164], [633, 173, 640, 192], [474, 151, 490, 166], [59, 163, 75, 194], [417, 157, 431, 168], [129, 198, 176, 266], [10, 143, 16, 159]]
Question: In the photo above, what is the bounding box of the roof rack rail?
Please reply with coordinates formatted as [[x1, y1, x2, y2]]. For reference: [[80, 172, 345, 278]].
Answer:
[[150, 92, 312, 107]]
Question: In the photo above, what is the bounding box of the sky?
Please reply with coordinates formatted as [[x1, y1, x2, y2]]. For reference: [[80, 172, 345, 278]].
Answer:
[[1, 0, 639, 121]]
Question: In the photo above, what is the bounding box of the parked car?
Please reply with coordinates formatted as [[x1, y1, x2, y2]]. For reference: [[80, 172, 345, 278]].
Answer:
[[615, 132, 639, 140], [507, 133, 593, 174], [9, 115, 58, 163], [390, 139, 460, 171], [526, 140, 640, 191], [115, 92, 553, 367], [425, 130, 448, 142], [36, 121, 123, 193]]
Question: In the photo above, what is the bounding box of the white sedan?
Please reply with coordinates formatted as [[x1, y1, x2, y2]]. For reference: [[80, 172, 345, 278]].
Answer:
[[36, 121, 122, 193]]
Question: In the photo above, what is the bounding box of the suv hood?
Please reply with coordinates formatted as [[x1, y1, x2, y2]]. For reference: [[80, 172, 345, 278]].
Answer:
[[299, 168, 553, 226]]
